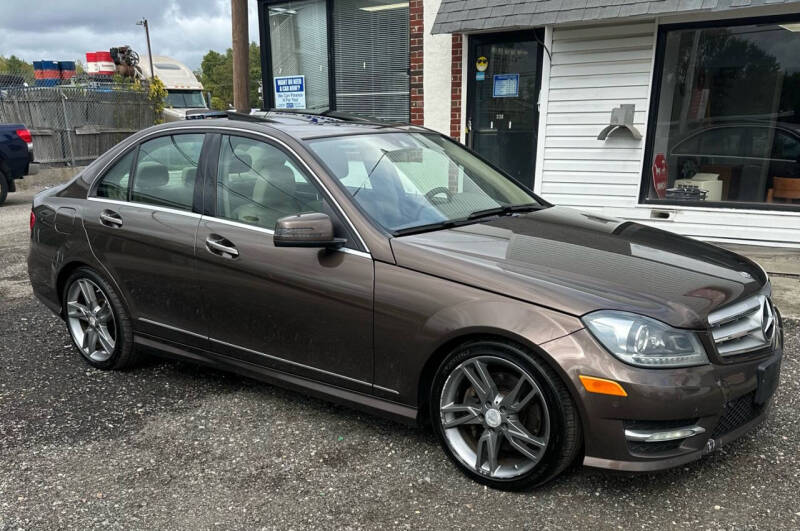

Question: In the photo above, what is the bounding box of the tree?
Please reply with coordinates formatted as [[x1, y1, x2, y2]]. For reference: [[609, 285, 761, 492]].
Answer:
[[200, 43, 262, 110], [0, 55, 34, 76]]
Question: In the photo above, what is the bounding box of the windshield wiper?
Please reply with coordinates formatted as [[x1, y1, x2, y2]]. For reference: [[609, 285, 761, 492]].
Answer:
[[393, 204, 545, 237], [467, 203, 543, 220], [392, 219, 466, 237]]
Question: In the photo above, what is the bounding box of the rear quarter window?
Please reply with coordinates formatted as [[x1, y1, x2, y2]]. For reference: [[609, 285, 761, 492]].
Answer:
[[95, 150, 135, 200]]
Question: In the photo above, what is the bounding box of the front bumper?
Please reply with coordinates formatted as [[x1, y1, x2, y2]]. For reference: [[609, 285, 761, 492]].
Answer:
[[543, 314, 783, 473]]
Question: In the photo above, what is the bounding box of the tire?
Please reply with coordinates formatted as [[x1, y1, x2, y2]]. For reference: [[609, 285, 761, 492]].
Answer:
[[62, 266, 141, 370], [0, 171, 8, 205], [430, 339, 581, 491]]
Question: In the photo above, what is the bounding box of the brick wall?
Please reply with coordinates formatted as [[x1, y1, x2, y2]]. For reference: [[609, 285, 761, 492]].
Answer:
[[409, 0, 424, 126], [450, 33, 462, 139]]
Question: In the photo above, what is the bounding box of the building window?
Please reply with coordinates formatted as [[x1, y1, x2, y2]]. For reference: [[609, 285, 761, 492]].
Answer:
[[262, 0, 409, 121], [332, 0, 409, 121], [644, 18, 800, 209], [268, 0, 330, 112]]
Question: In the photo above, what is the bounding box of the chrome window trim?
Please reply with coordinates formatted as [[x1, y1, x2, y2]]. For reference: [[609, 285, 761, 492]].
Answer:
[[88, 197, 203, 219], [88, 123, 371, 255]]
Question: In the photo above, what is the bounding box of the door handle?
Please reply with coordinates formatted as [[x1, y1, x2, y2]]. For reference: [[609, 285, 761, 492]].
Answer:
[[206, 234, 239, 258], [99, 210, 123, 228]]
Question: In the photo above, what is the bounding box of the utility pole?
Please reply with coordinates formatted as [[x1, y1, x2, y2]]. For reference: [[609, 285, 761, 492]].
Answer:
[[231, 0, 250, 113], [136, 18, 154, 80]]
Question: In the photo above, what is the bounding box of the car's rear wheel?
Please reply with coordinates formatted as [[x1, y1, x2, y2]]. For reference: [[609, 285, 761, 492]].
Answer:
[[430, 339, 581, 490], [63, 267, 139, 370]]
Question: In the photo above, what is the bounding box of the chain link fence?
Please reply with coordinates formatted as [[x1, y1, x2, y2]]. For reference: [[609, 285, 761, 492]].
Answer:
[[0, 72, 156, 167]]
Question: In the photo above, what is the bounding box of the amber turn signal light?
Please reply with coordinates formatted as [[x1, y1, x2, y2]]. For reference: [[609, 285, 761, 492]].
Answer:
[[579, 375, 628, 397]]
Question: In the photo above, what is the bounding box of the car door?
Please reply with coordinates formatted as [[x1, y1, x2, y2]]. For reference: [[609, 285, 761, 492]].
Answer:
[[83, 132, 208, 348], [194, 133, 375, 393]]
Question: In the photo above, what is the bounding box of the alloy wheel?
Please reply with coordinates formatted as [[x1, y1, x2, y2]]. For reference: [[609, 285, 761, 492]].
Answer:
[[439, 355, 551, 479], [66, 278, 117, 363]]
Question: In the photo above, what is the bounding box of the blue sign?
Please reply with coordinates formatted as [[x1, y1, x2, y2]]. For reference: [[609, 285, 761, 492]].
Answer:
[[476, 71, 485, 81], [492, 74, 519, 98], [274, 75, 306, 109]]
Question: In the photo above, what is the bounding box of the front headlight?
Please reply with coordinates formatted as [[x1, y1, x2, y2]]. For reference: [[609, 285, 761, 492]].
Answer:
[[583, 311, 709, 368]]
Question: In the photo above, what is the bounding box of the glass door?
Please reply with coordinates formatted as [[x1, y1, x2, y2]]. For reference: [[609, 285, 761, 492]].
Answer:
[[467, 32, 542, 189]]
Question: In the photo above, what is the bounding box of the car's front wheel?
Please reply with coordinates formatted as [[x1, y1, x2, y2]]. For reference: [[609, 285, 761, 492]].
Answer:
[[63, 267, 139, 370], [430, 339, 581, 490]]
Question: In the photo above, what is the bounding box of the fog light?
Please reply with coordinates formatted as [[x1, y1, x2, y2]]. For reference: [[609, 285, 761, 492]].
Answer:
[[625, 425, 706, 442]]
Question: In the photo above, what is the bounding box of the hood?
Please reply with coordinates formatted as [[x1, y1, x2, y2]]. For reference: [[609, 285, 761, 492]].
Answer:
[[390, 207, 767, 329]]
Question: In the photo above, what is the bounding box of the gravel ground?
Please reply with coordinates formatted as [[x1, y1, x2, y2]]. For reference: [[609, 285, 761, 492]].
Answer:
[[2, 189, 800, 530]]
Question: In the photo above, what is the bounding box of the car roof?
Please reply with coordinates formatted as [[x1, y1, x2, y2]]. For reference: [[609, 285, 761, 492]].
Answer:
[[163, 110, 430, 141]]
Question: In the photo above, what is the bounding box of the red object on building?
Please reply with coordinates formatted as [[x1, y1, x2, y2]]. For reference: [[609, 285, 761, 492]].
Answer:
[[85, 52, 98, 74], [409, 0, 424, 126], [95, 51, 115, 75], [652, 152, 668, 198], [450, 34, 463, 140]]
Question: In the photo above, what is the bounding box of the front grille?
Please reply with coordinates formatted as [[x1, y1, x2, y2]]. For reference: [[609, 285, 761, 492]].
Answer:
[[708, 295, 776, 357], [711, 391, 762, 439]]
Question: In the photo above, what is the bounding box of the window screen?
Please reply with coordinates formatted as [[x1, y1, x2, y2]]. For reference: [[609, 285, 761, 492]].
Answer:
[[333, 0, 409, 121]]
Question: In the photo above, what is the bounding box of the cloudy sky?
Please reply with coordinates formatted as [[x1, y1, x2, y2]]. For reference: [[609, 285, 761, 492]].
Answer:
[[0, 0, 260, 70]]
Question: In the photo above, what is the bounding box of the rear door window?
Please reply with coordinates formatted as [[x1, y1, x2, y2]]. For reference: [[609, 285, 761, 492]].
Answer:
[[96, 150, 135, 200], [131, 134, 204, 211]]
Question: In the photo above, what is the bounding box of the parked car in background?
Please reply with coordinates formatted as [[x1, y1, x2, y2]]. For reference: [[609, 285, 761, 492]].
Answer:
[[27, 113, 782, 490], [0, 123, 33, 204], [665, 120, 800, 203]]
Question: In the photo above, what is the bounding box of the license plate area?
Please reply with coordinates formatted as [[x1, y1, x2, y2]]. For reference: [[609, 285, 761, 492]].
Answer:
[[754, 353, 782, 406]]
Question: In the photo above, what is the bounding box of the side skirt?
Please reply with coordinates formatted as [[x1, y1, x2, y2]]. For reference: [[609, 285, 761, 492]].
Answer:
[[133, 333, 419, 425]]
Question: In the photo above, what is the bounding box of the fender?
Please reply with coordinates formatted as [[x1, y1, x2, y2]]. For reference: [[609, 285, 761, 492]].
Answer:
[[373, 261, 583, 406]]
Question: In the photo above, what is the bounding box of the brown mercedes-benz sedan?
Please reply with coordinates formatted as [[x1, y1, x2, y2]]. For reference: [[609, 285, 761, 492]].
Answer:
[[27, 112, 783, 490]]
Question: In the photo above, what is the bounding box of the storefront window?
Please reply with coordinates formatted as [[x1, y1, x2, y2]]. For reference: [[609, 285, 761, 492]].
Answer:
[[645, 19, 800, 207], [332, 0, 409, 121], [268, 0, 330, 111]]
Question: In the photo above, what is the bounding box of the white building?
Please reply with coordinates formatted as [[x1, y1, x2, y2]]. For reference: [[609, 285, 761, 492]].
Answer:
[[257, 0, 800, 246]]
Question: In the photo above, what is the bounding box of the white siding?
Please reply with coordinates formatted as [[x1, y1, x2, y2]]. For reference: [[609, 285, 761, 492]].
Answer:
[[539, 22, 653, 213], [423, 0, 452, 136], [539, 21, 800, 247]]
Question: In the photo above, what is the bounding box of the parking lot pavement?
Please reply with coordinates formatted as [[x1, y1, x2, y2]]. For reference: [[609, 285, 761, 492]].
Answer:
[[2, 188, 800, 530]]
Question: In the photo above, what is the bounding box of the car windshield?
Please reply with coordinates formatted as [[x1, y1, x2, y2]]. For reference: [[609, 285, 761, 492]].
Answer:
[[165, 90, 206, 109], [307, 133, 542, 234]]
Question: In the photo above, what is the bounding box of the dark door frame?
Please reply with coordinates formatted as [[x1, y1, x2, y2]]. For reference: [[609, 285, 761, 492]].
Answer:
[[465, 30, 544, 189]]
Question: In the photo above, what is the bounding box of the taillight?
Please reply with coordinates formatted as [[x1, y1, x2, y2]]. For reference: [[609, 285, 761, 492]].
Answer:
[[29, 210, 36, 231], [16, 128, 33, 150]]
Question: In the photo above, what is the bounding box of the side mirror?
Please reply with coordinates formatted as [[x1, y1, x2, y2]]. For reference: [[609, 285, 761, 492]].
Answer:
[[274, 212, 347, 249]]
